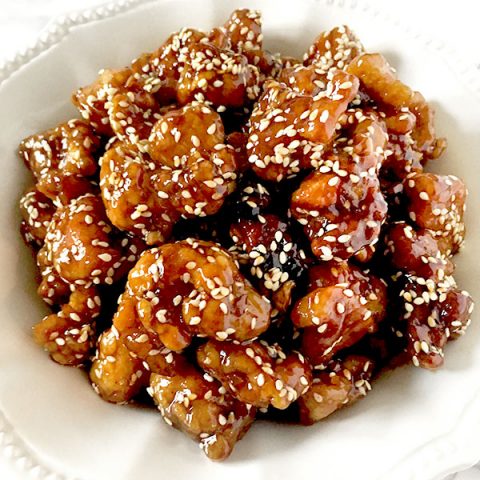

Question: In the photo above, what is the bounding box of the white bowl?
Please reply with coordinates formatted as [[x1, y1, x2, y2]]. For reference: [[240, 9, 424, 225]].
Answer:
[[1, 1, 479, 479]]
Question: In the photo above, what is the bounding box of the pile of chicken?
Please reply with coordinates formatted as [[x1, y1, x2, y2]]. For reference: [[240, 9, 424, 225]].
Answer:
[[19, 10, 473, 460]]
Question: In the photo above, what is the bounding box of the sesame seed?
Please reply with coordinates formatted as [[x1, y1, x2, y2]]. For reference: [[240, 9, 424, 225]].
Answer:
[[419, 191, 429, 201], [189, 316, 201, 325], [216, 331, 228, 340], [319, 110, 330, 123]]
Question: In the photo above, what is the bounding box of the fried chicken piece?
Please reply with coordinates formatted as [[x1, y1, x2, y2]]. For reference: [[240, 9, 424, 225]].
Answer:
[[292, 262, 387, 364], [113, 239, 271, 352], [347, 53, 446, 160], [398, 274, 473, 369], [198, 340, 312, 409], [247, 70, 359, 181], [384, 221, 454, 281], [298, 355, 373, 424], [403, 172, 467, 255], [41, 193, 143, 287], [100, 103, 237, 244], [20, 187, 56, 247], [291, 170, 387, 261], [304, 25, 364, 72], [149, 365, 256, 460], [33, 286, 100, 365], [19, 119, 100, 204], [90, 326, 149, 403]]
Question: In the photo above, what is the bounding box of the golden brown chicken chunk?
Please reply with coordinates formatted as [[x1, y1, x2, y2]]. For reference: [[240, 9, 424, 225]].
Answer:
[[197, 340, 312, 409], [291, 170, 387, 261], [384, 222, 454, 281], [40, 193, 143, 287], [403, 172, 467, 255], [113, 239, 271, 352], [292, 262, 387, 365], [20, 187, 56, 247], [33, 286, 100, 365], [398, 274, 473, 369], [19, 119, 100, 204], [90, 326, 149, 403], [149, 365, 256, 460], [298, 355, 373, 424], [304, 25, 364, 72], [100, 103, 237, 245], [247, 70, 359, 182], [347, 53, 446, 160]]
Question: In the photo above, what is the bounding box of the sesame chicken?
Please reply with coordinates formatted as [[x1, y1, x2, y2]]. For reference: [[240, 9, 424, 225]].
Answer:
[[384, 222, 454, 281], [398, 275, 473, 369], [19, 9, 474, 461], [230, 213, 308, 311], [347, 53, 446, 160], [149, 365, 256, 460], [33, 286, 100, 366], [177, 42, 261, 108], [298, 355, 373, 424], [19, 119, 100, 205], [100, 103, 237, 245], [114, 239, 271, 352], [403, 172, 467, 255], [291, 169, 387, 261], [131, 28, 206, 104], [247, 69, 359, 182], [292, 262, 387, 364], [20, 187, 56, 247], [209, 9, 270, 74], [41, 194, 143, 288], [197, 339, 312, 410], [90, 326, 149, 404], [304, 25, 364, 72], [112, 291, 189, 372]]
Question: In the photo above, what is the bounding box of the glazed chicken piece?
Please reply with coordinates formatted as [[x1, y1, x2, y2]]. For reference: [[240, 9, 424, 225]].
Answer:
[[149, 364, 256, 460], [289, 106, 388, 262], [298, 355, 374, 424], [33, 286, 100, 366], [100, 103, 237, 245], [303, 25, 364, 73], [20, 187, 56, 247], [176, 42, 261, 108], [292, 262, 387, 365], [90, 326, 149, 403], [230, 182, 307, 312], [398, 274, 473, 369], [197, 339, 312, 410], [19, 119, 100, 204], [384, 221, 454, 282], [39, 193, 143, 288], [347, 53, 446, 160], [209, 9, 276, 76], [124, 10, 265, 112], [247, 69, 359, 182], [113, 239, 271, 352], [403, 172, 467, 255], [291, 169, 387, 261]]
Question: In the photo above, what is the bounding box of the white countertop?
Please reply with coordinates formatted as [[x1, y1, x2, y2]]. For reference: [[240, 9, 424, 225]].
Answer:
[[1, 1, 479, 479]]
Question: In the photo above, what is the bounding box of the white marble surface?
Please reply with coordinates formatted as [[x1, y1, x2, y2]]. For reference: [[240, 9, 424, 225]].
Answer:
[[0, 0, 479, 479]]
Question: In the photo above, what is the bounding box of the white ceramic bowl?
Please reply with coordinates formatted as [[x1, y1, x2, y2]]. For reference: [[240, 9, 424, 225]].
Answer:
[[1, 1, 479, 479]]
